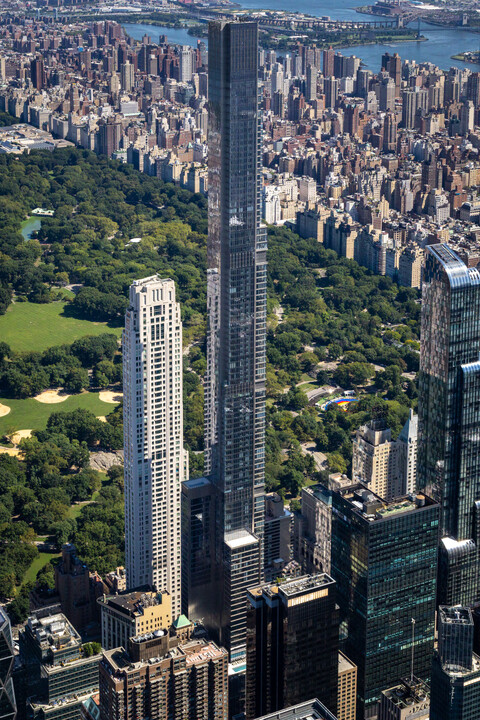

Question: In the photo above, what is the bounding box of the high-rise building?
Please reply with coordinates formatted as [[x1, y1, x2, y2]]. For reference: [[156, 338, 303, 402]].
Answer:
[[401, 88, 427, 129], [0, 609, 16, 720], [179, 45, 194, 83], [379, 77, 396, 112], [306, 64, 318, 102], [437, 606, 475, 672], [98, 117, 122, 158], [330, 484, 438, 719], [19, 612, 101, 720], [324, 77, 339, 109], [263, 492, 292, 577], [460, 100, 474, 136], [120, 60, 134, 91], [466, 72, 480, 107], [430, 606, 480, 720], [381, 52, 401, 97], [123, 276, 186, 614], [30, 57, 45, 90], [378, 678, 430, 720], [294, 483, 335, 575], [352, 414, 418, 501], [322, 47, 335, 78], [252, 700, 338, 720], [99, 635, 228, 720], [337, 652, 357, 720], [196, 20, 266, 657], [383, 112, 398, 153], [181, 476, 216, 623], [245, 574, 339, 719], [418, 245, 480, 606], [54, 544, 100, 633]]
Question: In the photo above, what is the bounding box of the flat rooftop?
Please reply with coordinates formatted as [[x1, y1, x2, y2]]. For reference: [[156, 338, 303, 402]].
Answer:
[[338, 651, 356, 675], [224, 529, 259, 550], [439, 606, 473, 626], [99, 588, 168, 618], [248, 574, 335, 601], [183, 640, 227, 666], [279, 573, 335, 598], [27, 613, 80, 652], [254, 698, 337, 720], [337, 483, 436, 522], [382, 678, 430, 708], [183, 476, 212, 489]]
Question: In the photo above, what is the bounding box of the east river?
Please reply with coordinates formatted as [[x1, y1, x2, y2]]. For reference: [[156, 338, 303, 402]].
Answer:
[[123, 0, 480, 72]]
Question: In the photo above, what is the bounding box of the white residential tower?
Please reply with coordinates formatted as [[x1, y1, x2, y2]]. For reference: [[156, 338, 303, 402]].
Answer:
[[123, 275, 186, 616]]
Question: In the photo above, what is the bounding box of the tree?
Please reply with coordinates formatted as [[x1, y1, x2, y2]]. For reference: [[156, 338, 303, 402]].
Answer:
[[282, 386, 308, 412], [64, 368, 89, 393], [327, 452, 347, 474]]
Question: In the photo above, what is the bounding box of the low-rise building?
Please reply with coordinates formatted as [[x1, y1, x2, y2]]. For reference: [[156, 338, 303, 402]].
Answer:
[[98, 588, 172, 650]]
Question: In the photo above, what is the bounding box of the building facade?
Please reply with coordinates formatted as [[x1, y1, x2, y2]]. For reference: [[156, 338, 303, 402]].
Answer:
[[330, 485, 438, 719], [98, 589, 172, 651], [19, 612, 100, 720], [418, 244, 480, 606], [99, 637, 228, 720], [352, 413, 418, 501], [378, 678, 430, 720], [246, 574, 339, 719], [123, 276, 186, 614], [337, 652, 356, 720], [0, 609, 16, 720], [199, 20, 267, 657], [253, 699, 338, 720], [430, 606, 480, 720]]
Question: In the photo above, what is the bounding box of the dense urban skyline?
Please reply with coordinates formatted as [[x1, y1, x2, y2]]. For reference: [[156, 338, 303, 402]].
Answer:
[[2, 3, 480, 720]]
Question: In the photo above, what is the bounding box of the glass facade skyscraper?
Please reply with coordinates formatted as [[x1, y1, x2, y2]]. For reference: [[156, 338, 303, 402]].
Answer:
[[431, 606, 480, 720], [330, 484, 438, 719], [246, 574, 339, 719], [201, 20, 266, 656], [418, 244, 480, 605], [0, 609, 16, 720], [205, 19, 267, 539]]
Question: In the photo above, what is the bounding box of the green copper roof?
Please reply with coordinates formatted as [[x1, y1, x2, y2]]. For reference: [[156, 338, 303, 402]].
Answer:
[[173, 614, 191, 629]]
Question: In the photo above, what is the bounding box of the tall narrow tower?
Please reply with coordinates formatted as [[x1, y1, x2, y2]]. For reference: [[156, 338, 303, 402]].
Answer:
[[204, 19, 266, 656], [418, 244, 480, 606], [123, 276, 185, 617]]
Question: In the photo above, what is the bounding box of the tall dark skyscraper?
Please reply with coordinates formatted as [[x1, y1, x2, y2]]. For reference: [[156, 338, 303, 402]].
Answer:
[[330, 483, 438, 719], [183, 20, 266, 661], [245, 574, 339, 719], [431, 606, 480, 720], [0, 609, 16, 720], [418, 244, 480, 606], [30, 57, 45, 90]]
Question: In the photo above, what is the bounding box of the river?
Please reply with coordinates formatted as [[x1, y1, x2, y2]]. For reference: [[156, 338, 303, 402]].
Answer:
[[124, 1, 480, 72]]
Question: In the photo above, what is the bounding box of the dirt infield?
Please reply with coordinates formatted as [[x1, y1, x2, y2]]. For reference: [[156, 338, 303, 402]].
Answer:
[[98, 391, 122, 404], [0, 403, 11, 417], [34, 389, 70, 404]]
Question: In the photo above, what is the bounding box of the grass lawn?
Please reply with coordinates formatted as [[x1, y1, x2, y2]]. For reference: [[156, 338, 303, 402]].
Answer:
[[0, 392, 116, 435], [23, 551, 60, 586], [0, 301, 122, 353], [67, 503, 89, 521]]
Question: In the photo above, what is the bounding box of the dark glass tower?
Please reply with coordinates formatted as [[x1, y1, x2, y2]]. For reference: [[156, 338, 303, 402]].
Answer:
[[245, 574, 339, 719], [205, 19, 266, 539], [0, 609, 16, 720], [418, 244, 480, 605], [330, 484, 438, 719], [431, 606, 480, 720], [202, 20, 267, 657]]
